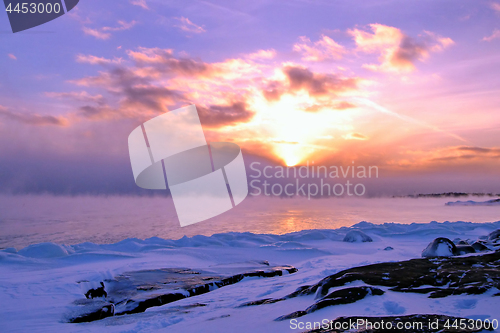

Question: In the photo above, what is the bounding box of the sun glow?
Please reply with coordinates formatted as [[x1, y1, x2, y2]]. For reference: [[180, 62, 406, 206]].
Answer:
[[248, 94, 353, 166]]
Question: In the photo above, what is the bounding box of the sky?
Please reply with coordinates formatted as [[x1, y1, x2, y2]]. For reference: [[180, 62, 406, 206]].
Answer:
[[0, 0, 499, 195]]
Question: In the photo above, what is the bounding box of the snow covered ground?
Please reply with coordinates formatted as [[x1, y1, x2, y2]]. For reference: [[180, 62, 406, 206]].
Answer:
[[1, 221, 500, 332]]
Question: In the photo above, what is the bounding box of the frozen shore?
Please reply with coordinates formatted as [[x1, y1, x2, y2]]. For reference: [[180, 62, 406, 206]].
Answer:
[[1, 221, 500, 332]]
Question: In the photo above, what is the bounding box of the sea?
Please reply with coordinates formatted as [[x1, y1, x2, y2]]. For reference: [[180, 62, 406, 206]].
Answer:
[[1, 194, 500, 249]]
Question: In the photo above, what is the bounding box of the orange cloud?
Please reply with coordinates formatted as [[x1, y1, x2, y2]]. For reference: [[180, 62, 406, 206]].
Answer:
[[246, 49, 276, 60], [349, 24, 454, 73], [293, 35, 345, 61], [343, 132, 368, 140], [8, 54, 17, 60]]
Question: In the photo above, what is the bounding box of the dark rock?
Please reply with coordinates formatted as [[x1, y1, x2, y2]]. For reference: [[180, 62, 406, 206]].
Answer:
[[304, 314, 493, 332], [455, 245, 476, 255], [458, 240, 469, 245], [275, 286, 384, 321], [422, 238, 457, 257], [85, 282, 107, 299], [343, 230, 373, 243], [238, 298, 281, 307], [452, 238, 462, 244], [471, 241, 489, 252], [278, 249, 500, 300], [383, 246, 394, 251], [489, 229, 500, 241], [69, 304, 114, 323]]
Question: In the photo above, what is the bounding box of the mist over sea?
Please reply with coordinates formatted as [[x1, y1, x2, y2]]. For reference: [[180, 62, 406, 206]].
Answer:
[[1, 195, 500, 249]]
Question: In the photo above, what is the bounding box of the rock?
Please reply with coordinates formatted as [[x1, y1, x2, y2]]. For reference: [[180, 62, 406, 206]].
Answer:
[[455, 245, 476, 255], [458, 240, 469, 245], [452, 238, 462, 244], [68, 264, 298, 322], [275, 286, 384, 321], [85, 282, 107, 299], [343, 230, 373, 243], [69, 304, 114, 323], [383, 246, 394, 251], [489, 229, 500, 242], [471, 241, 489, 252], [304, 314, 493, 333], [278, 249, 500, 300], [422, 237, 457, 257]]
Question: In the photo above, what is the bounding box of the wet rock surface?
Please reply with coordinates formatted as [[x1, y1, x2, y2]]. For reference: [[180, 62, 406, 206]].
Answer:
[[304, 314, 494, 332], [68, 264, 297, 323]]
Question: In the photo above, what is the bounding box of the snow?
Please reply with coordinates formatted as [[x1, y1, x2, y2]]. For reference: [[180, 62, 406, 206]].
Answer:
[[1, 221, 500, 332]]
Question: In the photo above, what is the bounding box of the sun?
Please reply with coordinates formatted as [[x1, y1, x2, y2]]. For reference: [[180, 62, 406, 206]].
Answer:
[[248, 94, 350, 166]]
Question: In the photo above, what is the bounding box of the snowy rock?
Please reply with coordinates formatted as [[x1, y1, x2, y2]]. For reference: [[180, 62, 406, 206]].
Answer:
[[488, 229, 500, 242], [422, 238, 457, 257], [384, 246, 394, 251], [343, 230, 373, 243]]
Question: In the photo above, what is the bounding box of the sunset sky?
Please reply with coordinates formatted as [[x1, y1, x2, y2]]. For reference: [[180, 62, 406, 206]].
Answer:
[[1, 0, 499, 195]]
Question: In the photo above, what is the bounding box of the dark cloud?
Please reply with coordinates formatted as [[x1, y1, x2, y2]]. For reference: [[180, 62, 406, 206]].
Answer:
[[390, 36, 428, 68], [128, 48, 215, 77], [456, 146, 500, 154], [284, 66, 358, 97], [74, 66, 185, 118], [431, 146, 500, 162], [262, 66, 358, 102], [197, 101, 254, 127], [0, 107, 67, 126]]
